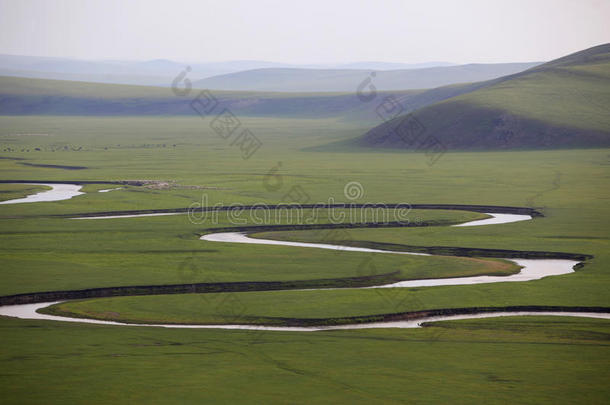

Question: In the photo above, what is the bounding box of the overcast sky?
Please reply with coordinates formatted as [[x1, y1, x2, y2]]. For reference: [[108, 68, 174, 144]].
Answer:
[[1, 0, 609, 64]]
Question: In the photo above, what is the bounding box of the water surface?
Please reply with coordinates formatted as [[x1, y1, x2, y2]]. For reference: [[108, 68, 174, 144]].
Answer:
[[0, 183, 83, 204]]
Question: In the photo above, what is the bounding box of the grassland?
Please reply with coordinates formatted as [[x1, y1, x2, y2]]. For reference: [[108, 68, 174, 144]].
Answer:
[[0, 316, 608, 404], [0, 209, 496, 296], [0, 114, 609, 403], [0, 183, 50, 202], [0, 116, 608, 300]]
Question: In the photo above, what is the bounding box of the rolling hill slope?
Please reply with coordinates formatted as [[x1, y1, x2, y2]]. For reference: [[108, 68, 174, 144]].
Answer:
[[0, 75, 485, 123], [192, 63, 540, 92], [360, 44, 610, 149], [0, 54, 458, 87]]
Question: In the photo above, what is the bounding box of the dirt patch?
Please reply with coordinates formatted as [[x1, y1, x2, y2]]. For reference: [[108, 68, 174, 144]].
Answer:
[[118, 180, 219, 190], [462, 256, 520, 274], [119, 180, 175, 189], [100, 311, 121, 318]]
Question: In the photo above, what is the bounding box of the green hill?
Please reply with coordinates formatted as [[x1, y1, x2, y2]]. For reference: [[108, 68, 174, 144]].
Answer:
[[192, 63, 540, 92], [0, 75, 483, 123], [360, 44, 610, 149]]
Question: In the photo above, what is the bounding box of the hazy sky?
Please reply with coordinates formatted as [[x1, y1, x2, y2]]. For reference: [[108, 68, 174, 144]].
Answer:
[[1, 0, 609, 64]]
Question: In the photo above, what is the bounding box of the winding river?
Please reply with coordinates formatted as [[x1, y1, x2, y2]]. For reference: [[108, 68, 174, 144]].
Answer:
[[1, 302, 608, 331], [200, 228, 579, 288], [0, 182, 608, 330]]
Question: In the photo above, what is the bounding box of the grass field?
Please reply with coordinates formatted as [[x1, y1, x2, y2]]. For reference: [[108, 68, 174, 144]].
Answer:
[[0, 183, 50, 202], [0, 316, 608, 404], [0, 114, 609, 403]]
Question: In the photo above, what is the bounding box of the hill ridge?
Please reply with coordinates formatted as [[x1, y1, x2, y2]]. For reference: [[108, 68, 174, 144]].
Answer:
[[359, 44, 610, 150]]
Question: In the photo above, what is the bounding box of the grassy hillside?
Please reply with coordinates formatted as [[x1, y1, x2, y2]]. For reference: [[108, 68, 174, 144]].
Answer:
[[360, 43, 610, 149], [0, 75, 484, 123], [193, 63, 540, 92]]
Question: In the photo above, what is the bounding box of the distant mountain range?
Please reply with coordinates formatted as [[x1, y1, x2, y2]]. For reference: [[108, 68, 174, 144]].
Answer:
[[192, 63, 541, 92], [0, 54, 458, 88], [359, 43, 610, 149]]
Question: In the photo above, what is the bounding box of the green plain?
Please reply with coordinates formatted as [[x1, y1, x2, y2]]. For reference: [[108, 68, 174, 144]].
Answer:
[[0, 115, 608, 403]]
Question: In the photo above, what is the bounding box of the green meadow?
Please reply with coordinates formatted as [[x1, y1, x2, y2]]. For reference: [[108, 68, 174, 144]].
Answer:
[[0, 115, 609, 403], [0, 183, 50, 201], [0, 316, 608, 404]]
